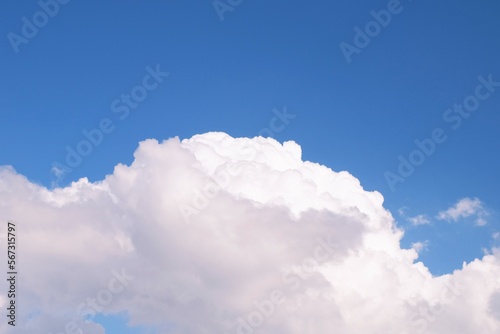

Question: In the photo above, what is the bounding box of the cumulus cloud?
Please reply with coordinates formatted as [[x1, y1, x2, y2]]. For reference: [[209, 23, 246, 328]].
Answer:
[[1, 132, 500, 334], [437, 197, 488, 226]]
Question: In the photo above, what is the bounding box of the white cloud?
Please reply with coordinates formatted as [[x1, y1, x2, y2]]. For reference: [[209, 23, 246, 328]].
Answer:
[[1, 132, 500, 334], [398, 206, 408, 217], [437, 197, 489, 226], [411, 240, 429, 253], [398, 208, 430, 226], [408, 214, 431, 226]]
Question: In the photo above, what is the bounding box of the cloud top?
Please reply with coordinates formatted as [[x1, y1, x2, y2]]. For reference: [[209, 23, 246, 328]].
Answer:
[[0, 132, 499, 334]]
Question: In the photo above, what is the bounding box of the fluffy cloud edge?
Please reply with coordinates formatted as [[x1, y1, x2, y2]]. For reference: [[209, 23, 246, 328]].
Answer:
[[0, 132, 499, 334]]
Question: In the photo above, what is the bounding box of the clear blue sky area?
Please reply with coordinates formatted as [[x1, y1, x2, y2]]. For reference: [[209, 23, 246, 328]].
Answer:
[[2, 1, 500, 332]]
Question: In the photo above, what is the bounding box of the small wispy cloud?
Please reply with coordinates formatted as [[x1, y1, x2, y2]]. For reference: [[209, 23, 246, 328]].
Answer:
[[411, 240, 429, 253], [398, 206, 408, 217], [398, 207, 430, 226], [436, 197, 488, 226], [407, 214, 430, 226]]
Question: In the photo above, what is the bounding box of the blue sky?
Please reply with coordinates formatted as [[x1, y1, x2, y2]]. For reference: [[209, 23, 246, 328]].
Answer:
[[1, 0, 500, 332]]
